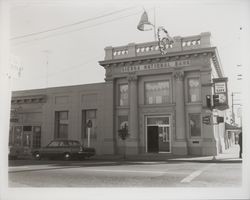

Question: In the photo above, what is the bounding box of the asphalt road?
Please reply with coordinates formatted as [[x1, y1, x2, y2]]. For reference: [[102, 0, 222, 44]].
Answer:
[[8, 158, 242, 187]]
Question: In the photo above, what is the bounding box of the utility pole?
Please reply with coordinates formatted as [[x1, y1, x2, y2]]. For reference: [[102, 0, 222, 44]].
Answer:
[[42, 50, 51, 88], [231, 92, 241, 126], [231, 93, 235, 123]]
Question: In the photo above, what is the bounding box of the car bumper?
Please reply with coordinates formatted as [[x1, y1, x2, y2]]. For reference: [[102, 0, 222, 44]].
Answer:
[[78, 151, 95, 157]]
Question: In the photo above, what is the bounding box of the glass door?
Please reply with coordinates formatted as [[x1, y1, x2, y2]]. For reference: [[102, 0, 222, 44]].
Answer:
[[146, 115, 171, 153], [158, 125, 171, 153]]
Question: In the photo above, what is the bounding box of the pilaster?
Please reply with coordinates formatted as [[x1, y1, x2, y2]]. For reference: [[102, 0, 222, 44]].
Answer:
[[127, 73, 139, 154], [172, 70, 187, 155]]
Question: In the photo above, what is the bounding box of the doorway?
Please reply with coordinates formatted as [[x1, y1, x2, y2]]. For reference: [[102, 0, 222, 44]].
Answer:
[[146, 116, 171, 153], [147, 126, 159, 153]]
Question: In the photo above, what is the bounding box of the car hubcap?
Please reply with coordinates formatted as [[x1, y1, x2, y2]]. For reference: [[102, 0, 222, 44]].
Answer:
[[36, 154, 40, 158]]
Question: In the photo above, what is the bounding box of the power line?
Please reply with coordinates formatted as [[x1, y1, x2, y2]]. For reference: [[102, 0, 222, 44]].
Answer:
[[12, 10, 144, 46], [11, 6, 136, 40]]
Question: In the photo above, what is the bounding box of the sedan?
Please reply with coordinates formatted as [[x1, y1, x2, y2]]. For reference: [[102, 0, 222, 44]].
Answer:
[[32, 139, 95, 160]]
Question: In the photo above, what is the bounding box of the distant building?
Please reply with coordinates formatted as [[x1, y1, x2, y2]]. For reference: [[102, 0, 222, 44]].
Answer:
[[9, 32, 227, 156]]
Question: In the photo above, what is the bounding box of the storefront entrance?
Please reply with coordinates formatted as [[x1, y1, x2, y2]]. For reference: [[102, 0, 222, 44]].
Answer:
[[146, 116, 171, 153], [10, 125, 42, 150]]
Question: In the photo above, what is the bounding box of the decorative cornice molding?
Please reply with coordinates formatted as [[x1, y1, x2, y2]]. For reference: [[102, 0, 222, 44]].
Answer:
[[105, 66, 113, 78], [127, 73, 138, 81], [173, 70, 184, 80], [11, 95, 46, 104]]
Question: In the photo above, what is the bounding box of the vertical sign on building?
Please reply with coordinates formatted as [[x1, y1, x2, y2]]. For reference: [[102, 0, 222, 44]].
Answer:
[[213, 78, 229, 110]]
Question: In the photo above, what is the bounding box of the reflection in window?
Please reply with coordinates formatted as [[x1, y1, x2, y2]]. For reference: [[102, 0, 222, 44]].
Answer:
[[189, 113, 201, 137], [188, 78, 201, 102], [145, 81, 170, 104], [119, 84, 128, 106]]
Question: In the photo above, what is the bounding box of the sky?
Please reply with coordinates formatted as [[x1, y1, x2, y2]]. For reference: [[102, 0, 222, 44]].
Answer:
[[9, 0, 249, 120]]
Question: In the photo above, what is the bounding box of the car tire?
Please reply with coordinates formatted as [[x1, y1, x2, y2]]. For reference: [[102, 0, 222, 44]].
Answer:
[[64, 152, 71, 161], [34, 152, 41, 160]]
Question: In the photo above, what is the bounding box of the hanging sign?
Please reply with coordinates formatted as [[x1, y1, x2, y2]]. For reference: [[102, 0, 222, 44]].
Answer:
[[213, 78, 229, 110]]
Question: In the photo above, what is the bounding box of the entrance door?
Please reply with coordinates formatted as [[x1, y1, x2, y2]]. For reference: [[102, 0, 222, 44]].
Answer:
[[147, 126, 159, 153], [159, 126, 171, 152]]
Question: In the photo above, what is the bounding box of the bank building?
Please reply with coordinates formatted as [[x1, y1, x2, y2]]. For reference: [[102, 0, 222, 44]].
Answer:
[[9, 31, 229, 157]]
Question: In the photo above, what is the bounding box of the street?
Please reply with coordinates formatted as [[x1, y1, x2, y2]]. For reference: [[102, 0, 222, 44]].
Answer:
[[8, 145, 242, 187]]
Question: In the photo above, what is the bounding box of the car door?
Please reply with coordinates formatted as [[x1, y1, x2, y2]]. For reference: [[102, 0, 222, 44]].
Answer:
[[42, 141, 60, 158], [69, 141, 81, 154], [58, 140, 70, 157]]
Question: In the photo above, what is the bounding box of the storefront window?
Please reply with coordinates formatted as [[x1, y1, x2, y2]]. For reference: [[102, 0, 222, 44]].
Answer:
[[55, 111, 68, 139], [188, 78, 201, 102], [33, 126, 41, 148], [119, 84, 128, 106], [189, 113, 201, 137], [82, 109, 97, 139], [13, 126, 22, 146], [145, 81, 170, 104]]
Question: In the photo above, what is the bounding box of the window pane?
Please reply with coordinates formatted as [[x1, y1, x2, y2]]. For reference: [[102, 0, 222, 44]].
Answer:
[[83, 109, 97, 139], [145, 81, 170, 104], [55, 111, 68, 139], [188, 78, 200, 102], [119, 84, 128, 106], [59, 111, 68, 120], [189, 114, 201, 137], [118, 116, 128, 129], [13, 126, 22, 146], [33, 126, 41, 148], [147, 117, 169, 125]]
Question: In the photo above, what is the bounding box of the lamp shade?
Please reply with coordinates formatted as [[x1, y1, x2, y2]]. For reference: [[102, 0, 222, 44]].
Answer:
[[137, 11, 153, 31]]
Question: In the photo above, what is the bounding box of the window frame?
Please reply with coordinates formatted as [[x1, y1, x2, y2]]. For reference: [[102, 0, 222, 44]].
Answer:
[[55, 111, 69, 139], [144, 80, 171, 105], [188, 113, 202, 138], [187, 77, 201, 103], [82, 109, 98, 139], [118, 83, 129, 106]]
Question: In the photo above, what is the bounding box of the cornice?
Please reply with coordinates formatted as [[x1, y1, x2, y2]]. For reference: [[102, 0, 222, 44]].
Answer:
[[11, 95, 46, 104]]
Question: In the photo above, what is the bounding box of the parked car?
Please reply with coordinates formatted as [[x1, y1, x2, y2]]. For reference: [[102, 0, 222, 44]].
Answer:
[[8, 145, 23, 160], [31, 139, 95, 160], [9, 145, 32, 160]]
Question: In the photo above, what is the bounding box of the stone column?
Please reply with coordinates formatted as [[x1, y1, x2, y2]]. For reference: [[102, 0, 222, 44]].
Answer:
[[127, 73, 139, 154], [173, 70, 187, 155]]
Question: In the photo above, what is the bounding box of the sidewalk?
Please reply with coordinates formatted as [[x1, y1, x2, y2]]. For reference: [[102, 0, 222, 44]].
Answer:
[[169, 145, 241, 162], [90, 145, 242, 162]]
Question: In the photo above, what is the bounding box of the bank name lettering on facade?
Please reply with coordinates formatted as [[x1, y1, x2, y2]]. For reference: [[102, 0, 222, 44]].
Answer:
[[121, 60, 190, 73]]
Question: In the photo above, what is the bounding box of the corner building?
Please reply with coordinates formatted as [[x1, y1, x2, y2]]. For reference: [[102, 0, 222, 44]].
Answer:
[[9, 32, 226, 157]]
